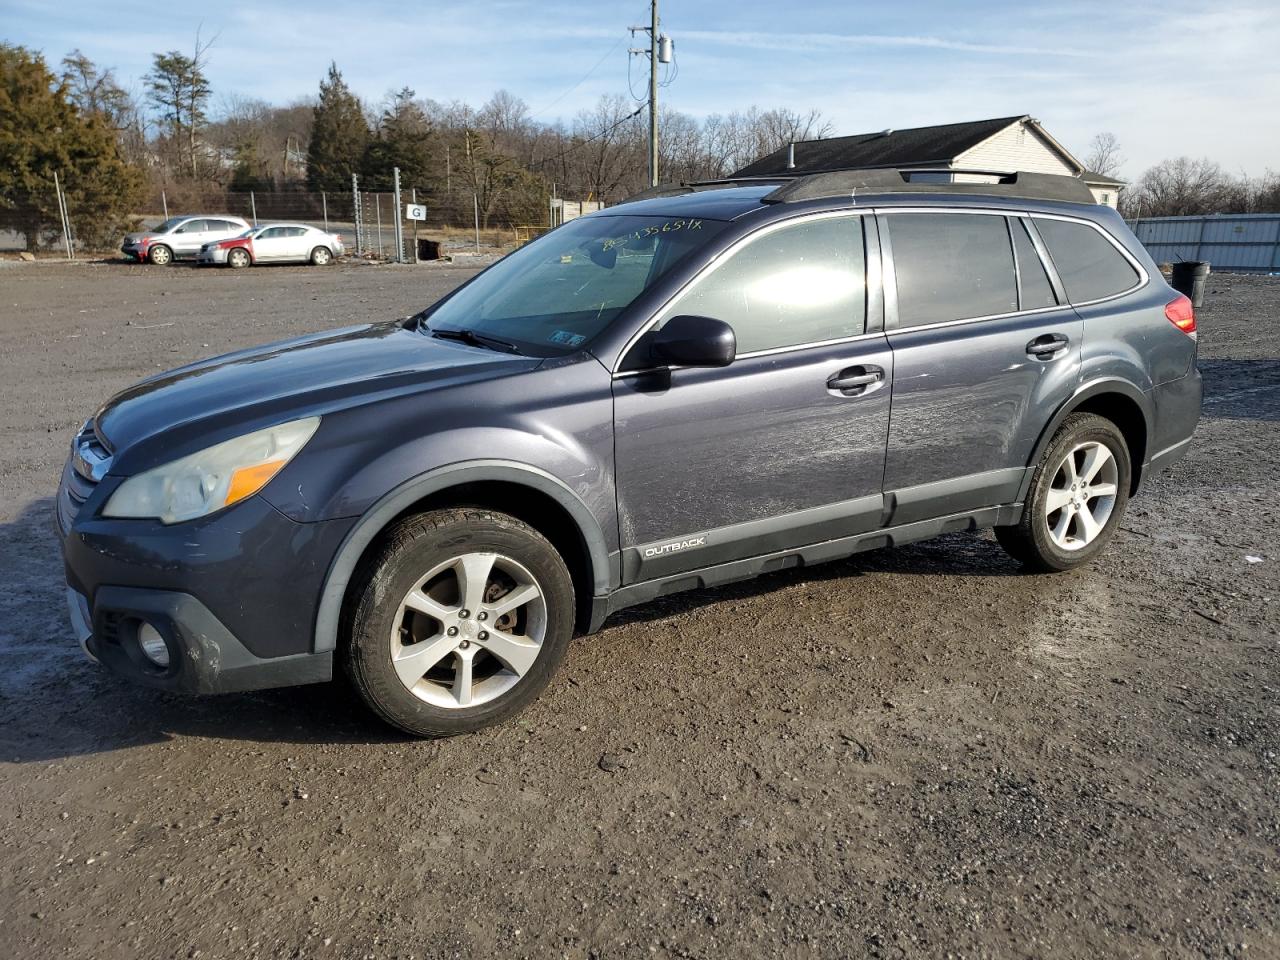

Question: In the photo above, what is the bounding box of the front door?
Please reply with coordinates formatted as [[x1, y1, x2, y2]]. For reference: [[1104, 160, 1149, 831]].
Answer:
[[612, 212, 893, 584], [877, 210, 1083, 524], [252, 227, 292, 262], [169, 219, 208, 257]]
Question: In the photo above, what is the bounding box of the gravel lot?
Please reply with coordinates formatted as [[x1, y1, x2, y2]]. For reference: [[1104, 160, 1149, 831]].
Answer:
[[0, 261, 1277, 959]]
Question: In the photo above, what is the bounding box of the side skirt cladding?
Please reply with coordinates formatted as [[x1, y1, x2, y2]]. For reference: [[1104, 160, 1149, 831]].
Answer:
[[590, 502, 1023, 632]]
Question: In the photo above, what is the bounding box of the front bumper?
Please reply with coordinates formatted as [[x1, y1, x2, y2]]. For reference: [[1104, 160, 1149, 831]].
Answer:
[[71, 584, 333, 694], [57, 458, 355, 695], [197, 246, 228, 264]]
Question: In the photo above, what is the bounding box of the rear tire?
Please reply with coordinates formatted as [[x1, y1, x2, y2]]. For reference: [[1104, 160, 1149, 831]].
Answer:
[[309, 246, 331, 266], [147, 244, 172, 266], [344, 508, 574, 737], [994, 412, 1131, 572], [227, 248, 250, 269]]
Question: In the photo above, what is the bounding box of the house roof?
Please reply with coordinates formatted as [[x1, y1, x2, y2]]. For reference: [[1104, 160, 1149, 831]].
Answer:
[[1081, 170, 1126, 186], [731, 115, 1062, 178]]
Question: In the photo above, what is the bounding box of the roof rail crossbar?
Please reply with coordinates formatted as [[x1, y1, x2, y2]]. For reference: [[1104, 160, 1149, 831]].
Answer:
[[762, 168, 1097, 205], [624, 182, 695, 202]]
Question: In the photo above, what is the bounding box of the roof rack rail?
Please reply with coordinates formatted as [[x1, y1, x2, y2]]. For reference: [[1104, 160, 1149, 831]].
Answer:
[[624, 177, 791, 203], [762, 168, 1096, 205]]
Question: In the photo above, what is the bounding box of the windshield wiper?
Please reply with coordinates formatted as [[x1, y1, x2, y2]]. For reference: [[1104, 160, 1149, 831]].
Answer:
[[429, 327, 522, 355]]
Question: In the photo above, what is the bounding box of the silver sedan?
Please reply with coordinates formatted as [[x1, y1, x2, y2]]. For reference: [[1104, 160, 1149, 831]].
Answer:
[[197, 223, 345, 268]]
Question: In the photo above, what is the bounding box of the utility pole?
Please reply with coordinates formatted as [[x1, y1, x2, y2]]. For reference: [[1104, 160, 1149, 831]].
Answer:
[[648, 0, 658, 187], [631, 2, 673, 188]]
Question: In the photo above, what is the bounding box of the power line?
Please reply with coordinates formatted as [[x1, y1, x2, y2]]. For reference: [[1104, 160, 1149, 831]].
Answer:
[[530, 104, 645, 168], [529, 35, 627, 120]]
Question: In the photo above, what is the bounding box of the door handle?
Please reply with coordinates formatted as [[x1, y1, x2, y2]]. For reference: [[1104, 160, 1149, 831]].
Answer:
[[827, 366, 884, 395], [1026, 333, 1070, 359]]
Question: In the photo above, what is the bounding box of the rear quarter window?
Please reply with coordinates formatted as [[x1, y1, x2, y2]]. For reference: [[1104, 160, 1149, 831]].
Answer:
[[1033, 218, 1140, 303]]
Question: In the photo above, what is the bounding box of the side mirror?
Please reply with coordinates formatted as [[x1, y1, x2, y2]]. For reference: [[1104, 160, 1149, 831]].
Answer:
[[651, 314, 736, 368]]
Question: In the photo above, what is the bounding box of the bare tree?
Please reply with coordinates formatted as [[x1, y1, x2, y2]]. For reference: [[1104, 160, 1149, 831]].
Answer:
[[566, 95, 645, 202], [1123, 157, 1231, 218], [60, 49, 149, 167], [1084, 132, 1124, 177]]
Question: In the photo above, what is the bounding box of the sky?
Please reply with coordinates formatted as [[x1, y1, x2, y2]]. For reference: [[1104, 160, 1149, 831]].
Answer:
[[3, 0, 1277, 179]]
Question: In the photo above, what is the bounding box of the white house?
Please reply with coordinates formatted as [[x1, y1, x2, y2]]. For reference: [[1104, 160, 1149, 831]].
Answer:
[[731, 115, 1124, 208]]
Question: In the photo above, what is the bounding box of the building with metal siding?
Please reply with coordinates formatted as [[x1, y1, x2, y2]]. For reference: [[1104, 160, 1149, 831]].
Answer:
[[1129, 215, 1280, 274]]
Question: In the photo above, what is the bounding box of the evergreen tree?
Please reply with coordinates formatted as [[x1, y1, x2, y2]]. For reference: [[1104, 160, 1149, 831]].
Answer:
[[362, 87, 434, 190], [146, 43, 213, 180], [0, 43, 143, 251], [307, 63, 369, 190]]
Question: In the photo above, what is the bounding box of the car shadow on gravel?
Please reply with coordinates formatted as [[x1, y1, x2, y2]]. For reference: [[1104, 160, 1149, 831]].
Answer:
[[602, 530, 1029, 630], [0, 498, 407, 764], [1198, 358, 1280, 421]]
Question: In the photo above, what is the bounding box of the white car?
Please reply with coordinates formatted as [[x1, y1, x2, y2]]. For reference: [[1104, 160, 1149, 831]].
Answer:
[[197, 223, 345, 268], [123, 215, 251, 265]]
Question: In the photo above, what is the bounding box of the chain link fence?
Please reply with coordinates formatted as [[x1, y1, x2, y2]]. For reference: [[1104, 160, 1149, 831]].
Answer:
[[4, 175, 590, 259]]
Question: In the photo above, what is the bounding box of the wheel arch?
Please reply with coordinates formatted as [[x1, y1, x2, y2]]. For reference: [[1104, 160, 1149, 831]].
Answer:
[[313, 461, 614, 653], [1019, 379, 1153, 501]]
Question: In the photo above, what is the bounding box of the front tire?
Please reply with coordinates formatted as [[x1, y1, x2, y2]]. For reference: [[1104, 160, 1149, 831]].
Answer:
[[147, 244, 172, 266], [345, 508, 575, 737], [995, 412, 1131, 572], [309, 246, 332, 266], [227, 248, 251, 268]]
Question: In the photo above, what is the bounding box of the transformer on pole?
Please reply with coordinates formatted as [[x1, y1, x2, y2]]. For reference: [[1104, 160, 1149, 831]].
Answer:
[[631, 0, 674, 188]]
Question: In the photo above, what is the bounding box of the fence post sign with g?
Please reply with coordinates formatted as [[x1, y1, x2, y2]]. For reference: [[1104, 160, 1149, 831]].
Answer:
[[405, 204, 427, 221]]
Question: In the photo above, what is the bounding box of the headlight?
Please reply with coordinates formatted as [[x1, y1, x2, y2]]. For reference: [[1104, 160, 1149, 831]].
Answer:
[[103, 417, 320, 524]]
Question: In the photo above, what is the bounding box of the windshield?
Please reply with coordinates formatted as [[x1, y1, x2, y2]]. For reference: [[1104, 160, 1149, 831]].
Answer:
[[424, 214, 727, 355], [153, 217, 184, 233]]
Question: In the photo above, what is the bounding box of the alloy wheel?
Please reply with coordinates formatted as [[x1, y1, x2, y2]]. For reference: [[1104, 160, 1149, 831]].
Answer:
[[1044, 441, 1120, 551], [389, 552, 547, 709]]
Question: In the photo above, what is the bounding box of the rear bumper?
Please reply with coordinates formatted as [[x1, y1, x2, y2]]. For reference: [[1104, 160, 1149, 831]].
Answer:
[[1142, 365, 1202, 488]]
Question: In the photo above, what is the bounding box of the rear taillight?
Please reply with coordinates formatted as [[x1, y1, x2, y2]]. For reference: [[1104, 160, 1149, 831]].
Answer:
[[1165, 294, 1196, 336]]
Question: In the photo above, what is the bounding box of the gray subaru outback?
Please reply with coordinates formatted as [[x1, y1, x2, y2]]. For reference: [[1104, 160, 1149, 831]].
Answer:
[[57, 169, 1201, 736]]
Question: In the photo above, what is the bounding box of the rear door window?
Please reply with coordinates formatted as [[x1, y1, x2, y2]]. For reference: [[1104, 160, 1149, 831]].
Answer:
[[886, 213, 1018, 327], [1032, 218, 1140, 303], [656, 215, 867, 354], [1011, 218, 1057, 310]]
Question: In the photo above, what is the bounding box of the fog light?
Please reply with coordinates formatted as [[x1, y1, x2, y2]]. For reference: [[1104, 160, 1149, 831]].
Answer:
[[137, 622, 170, 668]]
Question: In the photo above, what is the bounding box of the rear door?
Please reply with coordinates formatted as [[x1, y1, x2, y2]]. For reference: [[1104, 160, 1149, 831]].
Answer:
[[206, 219, 244, 242], [612, 211, 893, 583], [878, 210, 1082, 524], [285, 227, 314, 261]]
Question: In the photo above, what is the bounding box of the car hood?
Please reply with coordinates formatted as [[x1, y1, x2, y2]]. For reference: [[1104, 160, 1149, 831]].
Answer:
[[95, 321, 540, 472], [123, 231, 166, 244]]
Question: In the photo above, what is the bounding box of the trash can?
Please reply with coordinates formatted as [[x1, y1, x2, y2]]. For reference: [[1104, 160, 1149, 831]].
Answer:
[[1171, 260, 1210, 308], [417, 238, 442, 262]]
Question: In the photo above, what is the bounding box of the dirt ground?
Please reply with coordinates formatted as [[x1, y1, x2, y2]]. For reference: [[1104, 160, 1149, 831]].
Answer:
[[0, 260, 1276, 959]]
